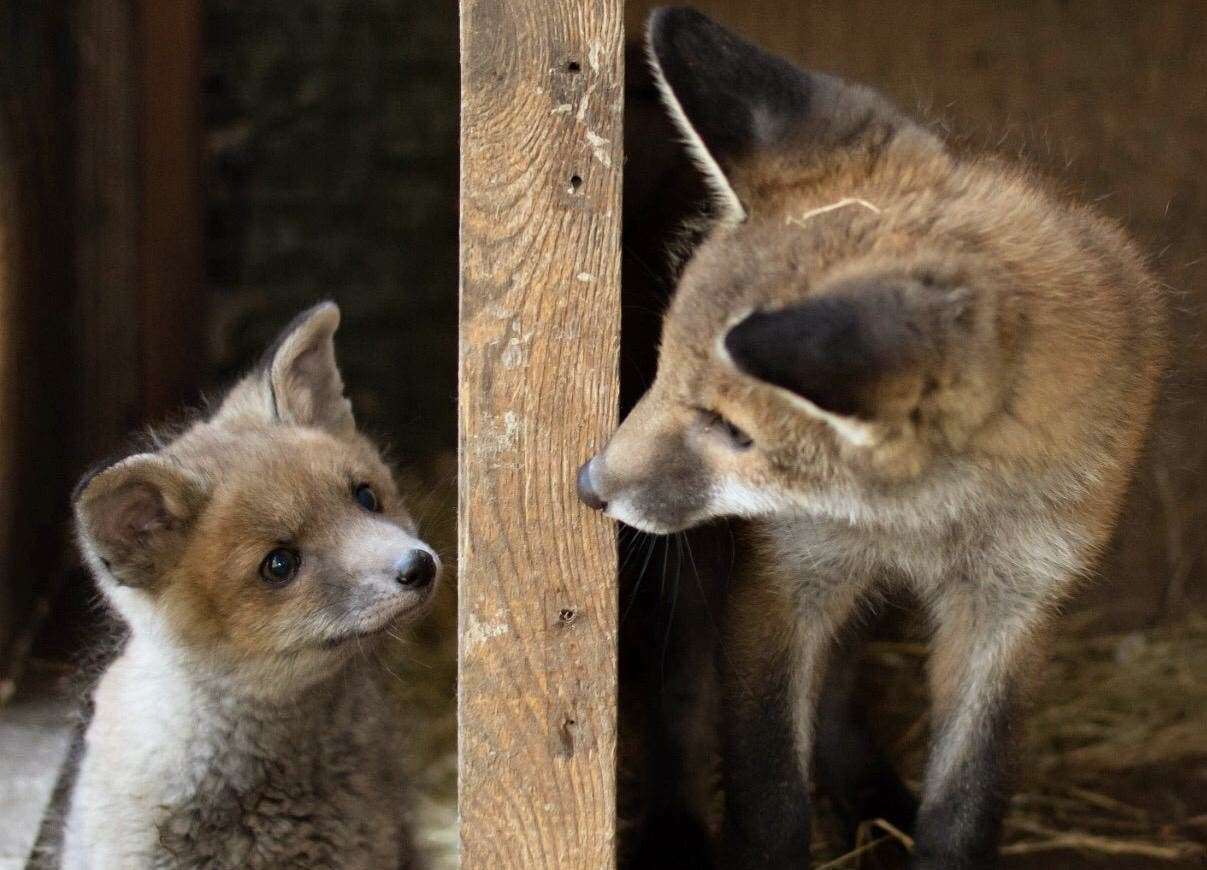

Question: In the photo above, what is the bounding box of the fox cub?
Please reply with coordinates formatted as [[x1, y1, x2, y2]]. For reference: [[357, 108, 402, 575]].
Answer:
[[579, 8, 1164, 870], [63, 303, 440, 869]]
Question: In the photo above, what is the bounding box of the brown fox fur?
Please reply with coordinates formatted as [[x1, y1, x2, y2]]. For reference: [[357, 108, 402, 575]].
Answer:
[[579, 8, 1165, 869], [64, 303, 440, 869]]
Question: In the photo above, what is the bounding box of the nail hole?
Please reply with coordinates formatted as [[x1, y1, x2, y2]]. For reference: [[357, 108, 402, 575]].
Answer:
[[569, 174, 583, 191], [558, 715, 577, 755], [566, 60, 581, 73]]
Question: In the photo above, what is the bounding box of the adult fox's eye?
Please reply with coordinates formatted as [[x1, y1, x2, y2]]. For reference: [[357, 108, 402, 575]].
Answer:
[[354, 483, 381, 513], [697, 408, 754, 450], [260, 548, 300, 585], [721, 417, 754, 449]]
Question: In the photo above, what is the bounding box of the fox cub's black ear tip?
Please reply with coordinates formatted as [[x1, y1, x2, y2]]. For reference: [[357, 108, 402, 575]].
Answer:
[[647, 7, 752, 83], [646, 5, 815, 165], [647, 6, 713, 42]]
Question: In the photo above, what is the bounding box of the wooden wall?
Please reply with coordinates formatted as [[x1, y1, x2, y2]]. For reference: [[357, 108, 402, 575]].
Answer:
[[0, 89, 19, 685], [0, 0, 79, 686], [624, 0, 1207, 622], [458, 0, 623, 865], [0, 0, 203, 683]]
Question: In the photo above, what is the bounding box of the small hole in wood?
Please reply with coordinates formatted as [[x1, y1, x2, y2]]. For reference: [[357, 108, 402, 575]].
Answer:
[[558, 608, 576, 624], [569, 174, 583, 191], [566, 60, 581, 73], [558, 716, 577, 756]]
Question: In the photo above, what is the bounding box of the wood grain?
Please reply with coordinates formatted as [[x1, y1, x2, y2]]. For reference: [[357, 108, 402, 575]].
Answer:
[[458, 0, 622, 866]]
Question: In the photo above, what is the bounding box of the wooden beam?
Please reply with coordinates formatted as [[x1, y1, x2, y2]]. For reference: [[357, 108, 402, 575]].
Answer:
[[0, 107, 17, 678], [0, 0, 78, 687], [137, 0, 203, 419], [458, 0, 623, 866], [75, 0, 142, 453], [75, 0, 202, 439], [0, 0, 202, 685]]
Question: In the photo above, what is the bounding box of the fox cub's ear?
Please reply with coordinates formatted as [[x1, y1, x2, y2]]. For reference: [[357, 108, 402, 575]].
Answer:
[[74, 454, 204, 588], [261, 301, 354, 435], [646, 7, 924, 223], [722, 286, 935, 444]]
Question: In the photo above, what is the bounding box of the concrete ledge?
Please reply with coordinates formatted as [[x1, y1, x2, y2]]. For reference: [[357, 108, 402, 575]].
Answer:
[[0, 672, 76, 868]]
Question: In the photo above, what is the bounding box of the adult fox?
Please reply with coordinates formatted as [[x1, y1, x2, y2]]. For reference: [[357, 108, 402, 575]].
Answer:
[[579, 8, 1164, 868]]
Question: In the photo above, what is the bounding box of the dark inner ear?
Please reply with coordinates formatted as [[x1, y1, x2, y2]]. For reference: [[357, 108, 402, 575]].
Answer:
[[724, 290, 924, 419], [75, 456, 200, 587], [93, 481, 178, 559], [648, 7, 916, 173]]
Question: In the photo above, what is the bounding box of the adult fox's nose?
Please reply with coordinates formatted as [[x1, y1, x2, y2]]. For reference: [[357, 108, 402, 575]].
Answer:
[[576, 458, 607, 511], [396, 549, 437, 588]]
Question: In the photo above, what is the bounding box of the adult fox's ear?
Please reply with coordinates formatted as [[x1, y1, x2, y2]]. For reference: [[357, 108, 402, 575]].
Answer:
[[646, 7, 924, 224], [721, 287, 933, 445], [74, 454, 204, 588], [260, 301, 354, 435]]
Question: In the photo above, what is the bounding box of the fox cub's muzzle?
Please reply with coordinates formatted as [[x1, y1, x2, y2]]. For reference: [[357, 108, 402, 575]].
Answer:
[[395, 548, 438, 588]]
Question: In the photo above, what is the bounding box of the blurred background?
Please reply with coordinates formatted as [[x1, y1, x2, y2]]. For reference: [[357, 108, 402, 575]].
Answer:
[[0, 1, 461, 865], [1, 1, 1204, 867]]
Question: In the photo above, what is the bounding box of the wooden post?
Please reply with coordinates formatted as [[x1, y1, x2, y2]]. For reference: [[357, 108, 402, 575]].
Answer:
[[0, 0, 78, 685], [75, 0, 142, 454], [137, 0, 203, 419], [0, 0, 202, 685], [0, 119, 17, 677], [76, 0, 202, 449], [458, 0, 623, 866]]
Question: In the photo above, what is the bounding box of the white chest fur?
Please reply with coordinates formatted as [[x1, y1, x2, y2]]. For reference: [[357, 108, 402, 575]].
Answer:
[[61, 636, 412, 870]]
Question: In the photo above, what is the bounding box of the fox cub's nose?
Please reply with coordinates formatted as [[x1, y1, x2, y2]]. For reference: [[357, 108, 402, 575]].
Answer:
[[396, 550, 437, 588], [576, 458, 607, 511]]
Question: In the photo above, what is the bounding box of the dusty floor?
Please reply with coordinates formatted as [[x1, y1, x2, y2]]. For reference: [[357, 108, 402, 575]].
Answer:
[[0, 669, 74, 870]]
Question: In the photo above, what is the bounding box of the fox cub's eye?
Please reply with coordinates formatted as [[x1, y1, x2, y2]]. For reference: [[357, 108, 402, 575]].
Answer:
[[697, 408, 754, 450], [354, 483, 381, 513], [260, 548, 299, 585]]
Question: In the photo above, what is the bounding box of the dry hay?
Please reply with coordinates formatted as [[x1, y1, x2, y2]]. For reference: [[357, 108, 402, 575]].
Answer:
[[816, 607, 1207, 867], [998, 608, 1207, 866]]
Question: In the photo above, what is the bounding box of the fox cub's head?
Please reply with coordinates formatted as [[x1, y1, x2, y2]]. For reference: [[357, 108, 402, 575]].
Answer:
[[75, 303, 440, 687], [579, 8, 1152, 533]]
